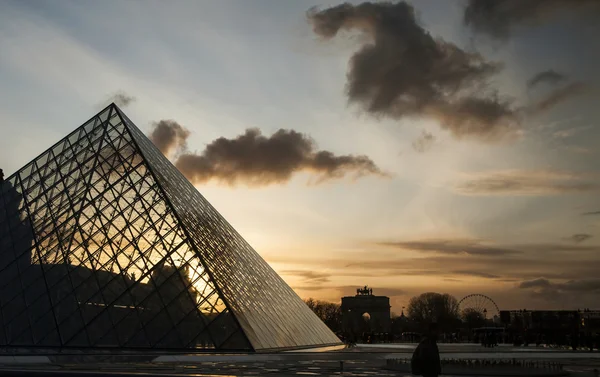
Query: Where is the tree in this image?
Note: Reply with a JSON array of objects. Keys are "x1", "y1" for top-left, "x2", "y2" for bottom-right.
[
  {"x1": 406, "y1": 292, "x2": 460, "y2": 331},
  {"x1": 462, "y1": 308, "x2": 486, "y2": 329},
  {"x1": 304, "y1": 298, "x2": 342, "y2": 333}
]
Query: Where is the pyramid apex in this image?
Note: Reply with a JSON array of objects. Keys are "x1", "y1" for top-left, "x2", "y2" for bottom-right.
[
  {"x1": 0, "y1": 105, "x2": 341, "y2": 351},
  {"x1": 108, "y1": 102, "x2": 121, "y2": 111}
]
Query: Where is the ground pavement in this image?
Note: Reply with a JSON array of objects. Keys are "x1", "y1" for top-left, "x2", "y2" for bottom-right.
[{"x1": 0, "y1": 343, "x2": 599, "y2": 376}]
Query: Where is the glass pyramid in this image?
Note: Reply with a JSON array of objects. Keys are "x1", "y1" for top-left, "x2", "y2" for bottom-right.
[{"x1": 0, "y1": 104, "x2": 341, "y2": 351}]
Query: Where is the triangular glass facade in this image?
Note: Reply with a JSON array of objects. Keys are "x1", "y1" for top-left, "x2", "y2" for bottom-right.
[{"x1": 0, "y1": 104, "x2": 341, "y2": 351}]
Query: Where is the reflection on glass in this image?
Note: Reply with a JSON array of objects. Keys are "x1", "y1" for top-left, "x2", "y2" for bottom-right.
[
  {"x1": 0, "y1": 104, "x2": 340, "y2": 351},
  {"x1": 0, "y1": 106, "x2": 249, "y2": 350}
]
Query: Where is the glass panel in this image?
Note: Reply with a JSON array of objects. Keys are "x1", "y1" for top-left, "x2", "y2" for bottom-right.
[
  {"x1": 123, "y1": 107, "x2": 340, "y2": 350},
  {"x1": 114, "y1": 309, "x2": 142, "y2": 346},
  {"x1": 176, "y1": 308, "x2": 208, "y2": 347},
  {"x1": 84, "y1": 309, "x2": 113, "y2": 346},
  {"x1": 58, "y1": 307, "x2": 86, "y2": 345},
  {"x1": 219, "y1": 329, "x2": 252, "y2": 350},
  {"x1": 36, "y1": 328, "x2": 60, "y2": 347},
  {"x1": 11, "y1": 325, "x2": 33, "y2": 346},
  {"x1": 0, "y1": 104, "x2": 338, "y2": 352},
  {"x1": 29, "y1": 295, "x2": 55, "y2": 343}
]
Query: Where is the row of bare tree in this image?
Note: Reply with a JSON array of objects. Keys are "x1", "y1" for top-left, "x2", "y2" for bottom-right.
[{"x1": 305, "y1": 292, "x2": 490, "y2": 335}]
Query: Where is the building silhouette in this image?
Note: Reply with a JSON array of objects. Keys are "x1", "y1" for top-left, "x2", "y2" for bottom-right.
[
  {"x1": 341, "y1": 286, "x2": 391, "y2": 337},
  {"x1": 0, "y1": 104, "x2": 341, "y2": 351},
  {"x1": 500, "y1": 309, "x2": 600, "y2": 346}
]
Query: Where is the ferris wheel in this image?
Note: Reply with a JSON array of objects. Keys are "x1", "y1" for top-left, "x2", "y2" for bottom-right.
[{"x1": 458, "y1": 294, "x2": 500, "y2": 319}]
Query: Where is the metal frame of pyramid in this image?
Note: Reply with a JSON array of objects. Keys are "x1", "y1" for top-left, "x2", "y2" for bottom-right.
[{"x1": 0, "y1": 104, "x2": 341, "y2": 352}]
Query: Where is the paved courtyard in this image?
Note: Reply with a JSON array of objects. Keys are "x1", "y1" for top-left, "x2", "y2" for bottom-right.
[{"x1": 1, "y1": 344, "x2": 600, "y2": 376}]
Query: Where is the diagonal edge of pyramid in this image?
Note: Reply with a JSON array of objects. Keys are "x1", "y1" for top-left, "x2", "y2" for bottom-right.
[
  {"x1": 112, "y1": 106, "x2": 342, "y2": 351},
  {"x1": 109, "y1": 105, "x2": 257, "y2": 351},
  {"x1": 111, "y1": 105, "x2": 265, "y2": 349},
  {"x1": 2, "y1": 103, "x2": 115, "y2": 184},
  {"x1": 1, "y1": 103, "x2": 261, "y2": 350},
  {"x1": 1, "y1": 103, "x2": 341, "y2": 351}
]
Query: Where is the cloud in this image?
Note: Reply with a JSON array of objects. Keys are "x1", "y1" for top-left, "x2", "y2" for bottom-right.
[
  {"x1": 530, "y1": 82, "x2": 589, "y2": 115},
  {"x1": 307, "y1": 1, "x2": 519, "y2": 141},
  {"x1": 559, "y1": 279, "x2": 600, "y2": 293},
  {"x1": 96, "y1": 91, "x2": 136, "y2": 110},
  {"x1": 174, "y1": 128, "x2": 387, "y2": 186},
  {"x1": 522, "y1": 243, "x2": 600, "y2": 253},
  {"x1": 527, "y1": 70, "x2": 566, "y2": 89},
  {"x1": 412, "y1": 131, "x2": 435, "y2": 153},
  {"x1": 108, "y1": 91, "x2": 136, "y2": 108},
  {"x1": 463, "y1": 0, "x2": 600, "y2": 40},
  {"x1": 275, "y1": 243, "x2": 600, "y2": 302},
  {"x1": 519, "y1": 277, "x2": 600, "y2": 303},
  {"x1": 566, "y1": 234, "x2": 593, "y2": 243},
  {"x1": 281, "y1": 269, "x2": 330, "y2": 284},
  {"x1": 552, "y1": 125, "x2": 591, "y2": 139},
  {"x1": 377, "y1": 239, "x2": 522, "y2": 256},
  {"x1": 148, "y1": 120, "x2": 191, "y2": 156},
  {"x1": 359, "y1": 242, "x2": 600, "y2": 280},
  {"x1": 451, "y1": 270, "x2": 500, "y2": 279},
  {"x1": 293, "y1": 285, "x2": 330, "y2": 292},
  {"x1": 519, "y1": 278, "x2": 551, "y2": 289},
  {"x1": 443, "y1": 278, "x2": 462, "y2": 282},
  {"x1": 454, "y1": 169, "x2": 600, "y2": 196},
  {"x1": 582, "y1": 210, "x2": 600, "y2": 216}
]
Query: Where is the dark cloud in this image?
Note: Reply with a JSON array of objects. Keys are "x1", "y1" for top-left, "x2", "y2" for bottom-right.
[
  {"x1": 560, "y1": 279, "x2": 600, "y2": 293},
  {"x1": 519, "y1": 278, "x2": 551, "y2": 289},
  {"x1": 108, "y1": 91, "x2": 136, "y2": 108},
  {"x1": 452, "y1": 270, "x2": 500, "y2": 279},
  {"x1": 281, "y1": 270, "x2": 330, "y2": 284},
  {"x1": 293, "y1": 285, "x2": 329, "y2": 292},
  {"x1": 463, "y1": 0, "x2": 600, "y2": 40},
  {"x1": 498, "y1": 278, "x2": 519, "y2": 283},
  {"x1": 174, "y1": 128, "x2": 386, "y2": 186},
  {"x1": 582, "y1": 210, "x2": 600, "y2": 216},
  {"x1": 149, "y1": 120, "x2": 191, "y2": 156},
  {"x1": 307, "y1": 1, "x2": 519, "y2": 141},
  {"x1": 566, "y1": 234, "x2": 593, "y2": 243},
  {"x1": 270, "y1": 240, "x2": 600, "y2": 289},
  {"x1": 530, "y1": 82, "x2": 589, "y2": 115},
  {"x1": 527, "y1": 70, "x2": 566, "y2": 89},
  {"x1": 378, "y1": 239, "x2": 522, "y2": 256},
  {"x1": 522, "y1": 243, "x2": 599, "y2": 253},
  {"x1": 412, "y1": 131, "x2": 435, "y2": 153},
  {"x1": 443, "y1": 278, "x2": 462, "y2": 282},
  {"x1": 353, "y1": 255, "x2": 600, "y2": 281},
  {"x1": 455, "y1": 170, "x2": 600, "y2": 196},
  {"x1": 519, "y1": 277, "x2": 600, "y2": 303},
  {"x1": 294, "y1": 267, "x2": 501, "y2": 280}
]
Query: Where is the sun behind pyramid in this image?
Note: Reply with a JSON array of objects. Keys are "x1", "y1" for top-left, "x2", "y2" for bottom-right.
[{"x1": 0, "y1": 103, "x2": 341, "y2": 351}]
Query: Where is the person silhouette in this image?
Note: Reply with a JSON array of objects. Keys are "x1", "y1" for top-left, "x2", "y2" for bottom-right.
[{"x1": 411, "y1": 323, "x2": 441, "y2": 377}]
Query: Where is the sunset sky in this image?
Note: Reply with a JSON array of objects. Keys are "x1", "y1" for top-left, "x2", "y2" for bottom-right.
[{"x1": 1, "y1": 0, "x2": 599, "y2": 313}]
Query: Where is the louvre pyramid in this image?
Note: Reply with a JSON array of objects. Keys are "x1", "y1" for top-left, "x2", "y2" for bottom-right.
[{"x1": 0, "y1": 104, "x2": 341, "y2": 351}]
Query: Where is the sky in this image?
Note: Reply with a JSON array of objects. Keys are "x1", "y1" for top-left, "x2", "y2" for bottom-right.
[{"x1": 1, "y1": 0, "x2": 599, "y2": 314}]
